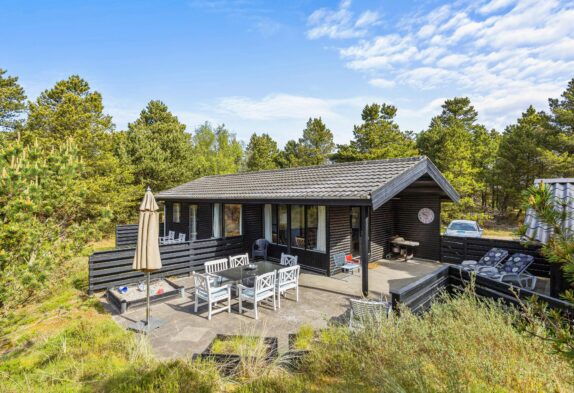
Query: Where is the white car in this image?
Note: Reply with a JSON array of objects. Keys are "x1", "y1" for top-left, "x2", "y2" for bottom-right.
[{"x1": 444, "y1": 220, "x2": 483, "y2": 238}]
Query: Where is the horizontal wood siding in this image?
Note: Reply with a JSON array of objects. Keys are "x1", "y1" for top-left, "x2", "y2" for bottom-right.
[
  {"x1": 163, "y1": 201, "x2": 212, "y2": 240},
  {"x1": 441, "y1": 235, "x2": 551, "y2": 277},
  {"x1": 88, "y1": 237, "x2": 245, "y2": 293},
  {"x1": 267, "y1": 244, "x2": 329, "y2": 274},
  {"x1": 89, "y1": 242, "x2": 191, "y2": 293},
  {"x1": 116, "y1": 224, "x2": 139, "y2": 248},
  {"x1": 196, "y1": 203, "x2": 212, "y2": 240},
  {"x1": 242, "y1": 204, "x2": 263, "y2": 254},
  {"x1": 370, "y1": 202, "x2": 395, "y2": 261},
  {"x1": 165, "y1": 201, "x2": 190, "y2": 239},
  {"x1": 190, "y1": 237, "x2": 245, "y2": 266},
  {"x1": 395, "y1": 194, "x2": 441, "y2": 260},
  {"x1": 329, "y1": 206, "x2": 351, "y2": 274},
  {"x1": 391, "y1": 265, "x2": 574, "y2": 318},
  {"x1": 115, "y1": 224, "x2": 164, "y2": 248}
]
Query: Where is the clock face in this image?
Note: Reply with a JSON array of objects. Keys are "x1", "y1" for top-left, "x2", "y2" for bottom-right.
[{"x1": 418, "y1": 208, "x2": 435, "y2": 224}]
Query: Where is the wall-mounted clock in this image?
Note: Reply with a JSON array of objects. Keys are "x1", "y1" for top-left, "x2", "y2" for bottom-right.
[{"x1": 418, "y1": 208, "x2": 435, "y2": 224}]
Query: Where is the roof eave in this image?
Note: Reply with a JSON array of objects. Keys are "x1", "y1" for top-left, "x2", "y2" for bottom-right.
[{"x1": 370, "y1": 157, "x2": 460, "y2": 210}]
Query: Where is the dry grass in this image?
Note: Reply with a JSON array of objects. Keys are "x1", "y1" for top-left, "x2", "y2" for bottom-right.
[
  {"x1": 1, "y1": 237, "x2": 572, "y2": 392},
  {"x1": 303, "y1": 290, "x2": 574, "y2": 393}
]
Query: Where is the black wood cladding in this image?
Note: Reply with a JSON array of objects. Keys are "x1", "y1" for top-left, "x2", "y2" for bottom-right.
[
  {"x1": 441, "y1": 235, "x2": 551, "y2": 277},
  {"x1": 391, "y1": 265, "x2": 574, "y2": 318},
  {"x1": 394, "y1": 194, "x2": 441, "y2": 260},
  {"x1": 242, "y1": 204, "x2": 263, "y2": 254},
  {"x1": 88, "y1": 237, "x2": 244, "y2": 294},
  {"x1": 116, "y1": 223, "x2": 164, "y2": 248},
  {"x1": 370, "y1": 202, "x2": 395, "y2": 261},
  {"x1": 328, "y1": 205, "x2": 351, "y2": 273}
]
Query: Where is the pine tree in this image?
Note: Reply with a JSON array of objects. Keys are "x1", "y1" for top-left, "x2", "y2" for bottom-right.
[
  {"x1": 494, "y1": 106, "x2": 555, "y2": 210},
  {"x1": 297, "y1": 117, "x2": 335, "y2": 166},
  {"x1": 24, "y1": 75, "x2": 137, "y2": 223},
  {"x1": 245, "y1": 133, "x2": 279, "y2": 171},
  {"x1": 545, "y1": 78, "x2": 574, "y2": 175},
  {"x1": 125, "y1": 100, "x2": 194, "y2": 191},
  {"x1": 0, "y1": 136, "x2": 103, "y2": 309},
  {"x1": 333, "y1": 103, "x2": 418, "y2": 162},
  {"x1": 0, "y1": 68, "x2": 27, "y2": 132}
]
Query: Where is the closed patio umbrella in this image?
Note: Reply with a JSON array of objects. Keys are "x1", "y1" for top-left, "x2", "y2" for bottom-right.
[{"x1": 131, "y1": 187, "x2": 164, "y2": 333}]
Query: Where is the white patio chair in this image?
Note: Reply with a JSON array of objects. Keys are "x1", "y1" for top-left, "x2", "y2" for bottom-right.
[
  {"x1": 204, "y1": 258, "x2": 231, "y2": 287},
  {"x1": 280, "y1": 253, "x2": 298, "y2": 266},
  {"x1": 159, "y1": 230, "x2": 175, "y2": 245},
  {"x1": 238, "y1": 271, "x2": 276, "y2": 319},
  {"x1": 175, "y1": 233, "x2": 186, "y2": 243},
  {"x1": 205, "y1": 258, "x2": 229, "y2": 274},
  {"x1": 276, "y1": 265, "x2": 300, "y2": 308},
  {"x1": 348, "y1": 298, "x2": 391, "y2": 330},
  {"x1": 229, "y1": 253, "x2": 249, "y2": 268},
  {"x1": 193, "y1": 272, "x2": 231, "y2": 320}
]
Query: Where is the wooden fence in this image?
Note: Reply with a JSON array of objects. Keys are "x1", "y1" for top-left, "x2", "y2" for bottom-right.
[
  {"x1": 88, "y1": 236, "x2": 245, "y2": 294},
  {"x1": 390, "y1": 265, "x2": 574, "y2": 319},
  {"x1": 115, "y1": 223, "x2": 165, "y2": 248},
  {"x1": 441, "y1": 236, "x2": 550, "y2": 277},
  {"x1": 115, "y1": 224, "x2": 139, "y2": 248}
]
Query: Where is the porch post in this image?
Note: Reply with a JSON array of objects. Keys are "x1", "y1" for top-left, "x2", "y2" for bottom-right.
[{"x1": 360, "y1": 205, "x2": 370, "y2": 296}]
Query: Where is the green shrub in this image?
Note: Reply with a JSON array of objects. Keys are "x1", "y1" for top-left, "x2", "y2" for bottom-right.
[{"x1": 304, "y1": 291, "x2": 573, "y2": 393}]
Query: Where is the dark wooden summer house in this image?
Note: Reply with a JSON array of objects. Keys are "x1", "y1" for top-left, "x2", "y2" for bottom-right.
[{"x1": 156, "y1": 156, "x2": 459, "y2": 294}]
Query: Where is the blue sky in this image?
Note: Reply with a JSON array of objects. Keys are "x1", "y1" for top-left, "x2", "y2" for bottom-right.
[{"x1": 2, "y1": 0, "x2": 574, "y2": 146}]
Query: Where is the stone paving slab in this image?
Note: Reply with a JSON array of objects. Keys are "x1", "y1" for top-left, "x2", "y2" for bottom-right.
[{"x1": 107, "y1": 259, "x2": 441, "y2": 359}]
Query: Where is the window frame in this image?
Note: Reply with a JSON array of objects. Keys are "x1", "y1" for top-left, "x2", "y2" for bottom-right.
[
  {"x1": 223, "y1": 203, "x2": 242, "y2": 238},
  {"x1": 267, "y1": 204, "x2": 325, "y2": 254}
]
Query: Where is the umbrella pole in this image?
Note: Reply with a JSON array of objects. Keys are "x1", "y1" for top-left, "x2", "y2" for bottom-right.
[{"x1": 146, "y1": 272, "x2": 150, "y2": 331}]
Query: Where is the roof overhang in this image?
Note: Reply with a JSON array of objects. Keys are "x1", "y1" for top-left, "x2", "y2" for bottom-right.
[
  {"x1": 370, "y1": 157, "x2": 460, "y2": 210},
  {"x1": 154, "y1": 196, "x2": 372, "y2": 206}
]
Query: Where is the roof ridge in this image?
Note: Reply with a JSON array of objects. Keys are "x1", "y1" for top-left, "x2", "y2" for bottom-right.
[{"x1": 198, "y1": 155, "x2": 426, "y2": 180}]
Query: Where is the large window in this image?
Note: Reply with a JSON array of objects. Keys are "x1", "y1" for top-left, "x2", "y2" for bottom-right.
[
  {"x1": 224, "y1": 204, "x2": 242, "y2": 237},
  {"x1": 306, "y1": 205, "x2": 318, "y2": 250},
  {"x1": 291, "y1": 205, "x2": 305, "y2": 248},
  {"x1": 173, "y1": 203, "x2": 181, "y2": 223},
  {"x1": 266, "y1": 204, "x2": 326, "y2": 252}
]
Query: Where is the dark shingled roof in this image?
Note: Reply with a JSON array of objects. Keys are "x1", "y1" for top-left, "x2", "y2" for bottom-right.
[{"x1": 156, "y1": 156, "x2": 459, "y2": 209}]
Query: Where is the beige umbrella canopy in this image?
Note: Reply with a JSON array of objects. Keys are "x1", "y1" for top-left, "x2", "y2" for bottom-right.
[{"x1": 133, "y1": 188, "x2": 162, "y2": 272}]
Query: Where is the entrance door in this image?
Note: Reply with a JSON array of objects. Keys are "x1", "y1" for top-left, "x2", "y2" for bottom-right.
[{"x1": 350, "y1": 207, "x2": 361, "y2": 257}]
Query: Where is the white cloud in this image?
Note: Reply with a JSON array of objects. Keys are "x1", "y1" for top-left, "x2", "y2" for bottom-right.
[
  {"x1": 355, "y1": 10, "x2": 380, "y2": 28},
  {"x1": 306, "y1": 0, "x2": 379, "y2": 40},
  {"x1": 309, "y1": 0, "x2": 574, "y2": 130},
  {"x1": 479, "y1": 0, "x2": 517, "y2": 15},
  {"x1": 369, "y1": 78, "x2": 396, "y2": 88},
  {"x1": 216, "y1": 93, "x2": 363, "y2": 121}
]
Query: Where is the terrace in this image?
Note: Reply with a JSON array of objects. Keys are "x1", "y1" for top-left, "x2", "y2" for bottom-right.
[
  {"x1": 105, "y1": 258, "x2": 442, "y2": 359},
  {"x1": 91, "y1": 165, "x2": 572, "y2": 363}
]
